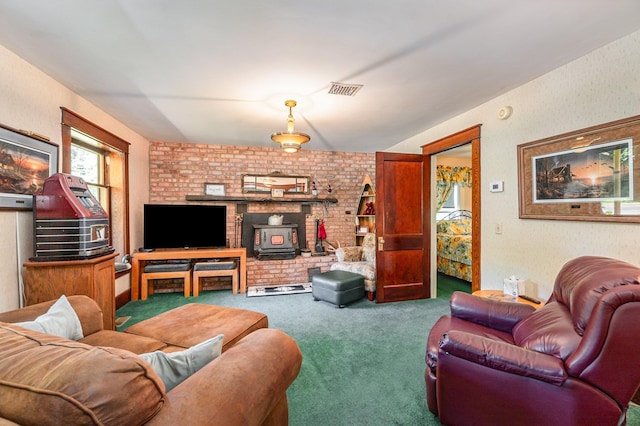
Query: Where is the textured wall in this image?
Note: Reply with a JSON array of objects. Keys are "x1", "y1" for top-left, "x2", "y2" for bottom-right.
[
  {"x1": 390, "y1": 30, "x2": 640, "y2": 299},
  {"x1": 0, "y1": 44, "x2": 150, "y2": 311}
]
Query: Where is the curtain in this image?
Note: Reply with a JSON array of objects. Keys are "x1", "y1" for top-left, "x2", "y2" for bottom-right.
[{"x1": 436, "y1": 165, "x2": 472, "y2": 211}]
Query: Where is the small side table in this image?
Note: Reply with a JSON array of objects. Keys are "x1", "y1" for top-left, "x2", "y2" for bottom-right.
[{"x1": 473, "y1": 290, "x2": 543, "y2": 310}]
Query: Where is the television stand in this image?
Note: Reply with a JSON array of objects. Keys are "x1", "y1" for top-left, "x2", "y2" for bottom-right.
[{"x1": 130, "y1": 247, "x2": 246, "y2": 300}]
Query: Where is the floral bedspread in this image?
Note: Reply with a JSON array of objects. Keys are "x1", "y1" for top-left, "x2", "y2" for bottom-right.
[{"x1": 436, "y1": 219, "x2": 472, "y2": 282}]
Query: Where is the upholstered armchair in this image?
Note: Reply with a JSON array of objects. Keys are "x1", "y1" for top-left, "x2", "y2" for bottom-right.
[
  {"x1": 330, "y1": 233, "x2": 376, "y2": 298},
  {"x1": 426, "y1": 256, "x2": 640, "y2": 426}
]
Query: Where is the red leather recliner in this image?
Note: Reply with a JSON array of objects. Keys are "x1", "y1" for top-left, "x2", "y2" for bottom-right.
[{"x1": 426, "y1": 256, "x2": 640, "y2": 426}]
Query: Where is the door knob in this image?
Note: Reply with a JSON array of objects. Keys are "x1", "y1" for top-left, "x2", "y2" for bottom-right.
[{"x1": 378, "y1": 237, "x2": 385, "y2": 251}]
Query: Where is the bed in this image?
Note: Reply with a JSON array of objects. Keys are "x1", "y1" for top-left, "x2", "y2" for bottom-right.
[{"x1": 436, "y1": 210, "x2": 472, "y2": 282}]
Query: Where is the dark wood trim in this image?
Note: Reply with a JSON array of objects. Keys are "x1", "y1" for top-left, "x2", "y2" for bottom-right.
[
  {"x1": 61, "y1": 123, "x2": 73, "y2": 173},
  {"x1": 115, "y1": 289, "x2": 131, "y2": 310},
  {"x1": 61, "y1": 108, "x2": 130, "y2": 153},
  {"x1": 421, "y1": 125, "x2": 481, "y2": 154},
  {"x1": 60, "y1": 108, "x2": 131, "y2": 261},
  {"x1": 422, "y1": 124, "x2": 481, "y2": 293},
  {"x1": 423, "y1": 152, "x2": 432, "y2": 295}
]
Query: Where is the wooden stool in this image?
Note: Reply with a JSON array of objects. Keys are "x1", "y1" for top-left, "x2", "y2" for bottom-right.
[
  {"x1": 192, "y1": 261, "x2": 239, "y2": 296},
  {"x1": 141, "y1": 263, "x2": 192, "y2": 300}
]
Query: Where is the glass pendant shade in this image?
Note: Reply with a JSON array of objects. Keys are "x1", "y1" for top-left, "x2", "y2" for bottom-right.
[{"x1": 271, "y1": 100, "x2": 310, "y2": 153}]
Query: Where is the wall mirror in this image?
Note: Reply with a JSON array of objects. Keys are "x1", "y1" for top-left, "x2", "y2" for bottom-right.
[{"x1": 242, "y1": 174, "x2": 310, "y2": 194}]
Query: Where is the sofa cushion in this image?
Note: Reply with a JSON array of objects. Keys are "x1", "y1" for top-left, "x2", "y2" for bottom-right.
[
  {"x1": 0, "y1": 324, "x2": 165, "y2": 425},
  {"x1": 13, "y1": 295, "x2": 83, "y2": 340},
  {"x1": 79, "y1": 330, "x2": 168, "y2": 354}
]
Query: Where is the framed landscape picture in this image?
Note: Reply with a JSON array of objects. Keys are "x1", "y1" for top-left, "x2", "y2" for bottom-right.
[
  {"x1": 0, "y1": 124, "x2": 58, "y2": 210},
  {"x1": 518, "y1": 115, "x2": 640, "y2": 223},
  {"x1": 532, "y1": 138, "x2": 632, "y2": 203}
]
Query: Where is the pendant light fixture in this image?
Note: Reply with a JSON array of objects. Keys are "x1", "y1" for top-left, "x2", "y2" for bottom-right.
[{"x1": 271, "y1": 100, "x2": 310, "y2": 153}]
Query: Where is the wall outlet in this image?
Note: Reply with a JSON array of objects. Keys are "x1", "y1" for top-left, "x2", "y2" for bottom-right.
[{"x1": 495, "y1": 223, "x2": 503, "y2": 234}]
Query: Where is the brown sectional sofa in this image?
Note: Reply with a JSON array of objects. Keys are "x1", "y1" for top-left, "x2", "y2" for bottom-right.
[{"x1": 0, "y1": 295, "x2": 303, "y2": 425}]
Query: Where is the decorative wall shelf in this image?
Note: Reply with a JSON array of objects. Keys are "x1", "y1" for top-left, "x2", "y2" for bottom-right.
[
  {"x1": 356, "y1": 175, "x2": 375, "y2": 246},
  {"x1": 185, "y1": 195, "x2": 338, "y2": 204}
]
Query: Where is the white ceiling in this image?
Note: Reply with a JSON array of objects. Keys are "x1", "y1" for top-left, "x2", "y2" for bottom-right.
[{"x1": 1, "y1": 1, "x2": 639, "y2": 153}]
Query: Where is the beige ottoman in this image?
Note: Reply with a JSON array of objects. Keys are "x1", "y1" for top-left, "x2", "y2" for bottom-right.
[{"x1": 124, "y1": 303, "x2": 268, "y2": 352}]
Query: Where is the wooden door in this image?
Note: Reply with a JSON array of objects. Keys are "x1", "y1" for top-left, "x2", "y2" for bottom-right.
[{"x1": 375, "y1": 152, "x2": 428, "y2": 303}]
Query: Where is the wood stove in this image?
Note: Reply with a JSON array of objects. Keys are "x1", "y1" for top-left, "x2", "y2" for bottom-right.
[
  {"x1": 241, "y1": 212, "x2": 307, "y2": 258},
  {"x1": 253, "y1": 224, "x2": 299, "y2": 260}
]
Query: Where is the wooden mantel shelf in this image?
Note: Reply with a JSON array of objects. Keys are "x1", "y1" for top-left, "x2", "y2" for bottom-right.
[{"x1": 185, "y1": 195, "x2": 338, "y2": 204}]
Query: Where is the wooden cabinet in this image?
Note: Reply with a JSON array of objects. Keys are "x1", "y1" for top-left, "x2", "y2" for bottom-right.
[
  {"x1": 23, "y1": 253, "x2": 117, "y2": 330},
  {"x1": 356, "y1": 175, "x2": 376, "y2": 246}
]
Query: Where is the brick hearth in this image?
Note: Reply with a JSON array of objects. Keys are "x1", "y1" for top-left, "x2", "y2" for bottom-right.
[{"x1": 247, "y1": 255, "x2": 335, "y2": 287}]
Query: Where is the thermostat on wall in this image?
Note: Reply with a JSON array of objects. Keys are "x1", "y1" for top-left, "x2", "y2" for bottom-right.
[{"x1": 489, "y1": 181, "x2": 504, "y2": 192}]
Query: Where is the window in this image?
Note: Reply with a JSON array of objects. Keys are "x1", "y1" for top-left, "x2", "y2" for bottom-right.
[
  {"x1": 61, "y1": 108, "x2": 130, "y2": 274},
  {"x1": 441, "y1": 184, "x2": 459, "y2": 210},
  {"x1": 436, "y1": 184, "x2": 460, "y2": 220},
  {"x1": 70, "y1": 137, "x2": 110, "y2": 212},
  {"x1": 438, "y1": 183, "x2": 460, "y2": 214}
]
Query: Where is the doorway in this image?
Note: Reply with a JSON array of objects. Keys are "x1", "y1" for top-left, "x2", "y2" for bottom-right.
[
  {"x1": 434, "y1": 145, "x2": 473, "y2": 297},
  {"x1": 422, "y1": 125, "x2": 481, "y2": 297}
]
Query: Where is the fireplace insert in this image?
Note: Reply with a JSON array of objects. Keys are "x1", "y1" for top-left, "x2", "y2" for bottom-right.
[
  {"x1": 253, "y1": 224, "x2": 299, "y2": 260},
  {"x1": 241, "y1": 212, "x2": 307, "y2": 258}
]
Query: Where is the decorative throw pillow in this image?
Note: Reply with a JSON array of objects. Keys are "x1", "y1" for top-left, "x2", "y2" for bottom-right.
[
  {"x1": 13, "y1": 295, "x2": 83, "y2": 340},
  {"x1": 140, "y1": 334, "x2": 224, "y2": 392}
]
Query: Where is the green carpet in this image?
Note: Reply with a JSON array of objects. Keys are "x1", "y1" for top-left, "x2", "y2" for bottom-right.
[
  {"x1": 435, "y1": 273, "x2": 471, "y2": 300},
  {"x1": 116, "y1": 277, "x2": 640, "y2": 426}
]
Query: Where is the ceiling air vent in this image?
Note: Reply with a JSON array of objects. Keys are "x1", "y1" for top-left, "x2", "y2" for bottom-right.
[{"x1": 328, "y1": 82, "x2": 363, "y2": 96}]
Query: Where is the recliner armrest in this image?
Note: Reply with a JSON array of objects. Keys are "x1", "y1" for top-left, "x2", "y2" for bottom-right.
[
  {"x1": 440, "y1": 330, "x2": 567, "y2": 385},
  {"x1": 450, "y1": 291, "x2": 535, "y2": 333}
]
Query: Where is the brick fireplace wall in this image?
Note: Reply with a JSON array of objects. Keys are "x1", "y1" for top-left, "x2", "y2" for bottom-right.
[{"x1": 149, "y1": 142, "x2": 375, "y2": 288}]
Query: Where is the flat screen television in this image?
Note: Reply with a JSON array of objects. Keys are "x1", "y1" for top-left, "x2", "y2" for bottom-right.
[{"x1": 143, "y1": 204, "x2": 227, "y2": 250}]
